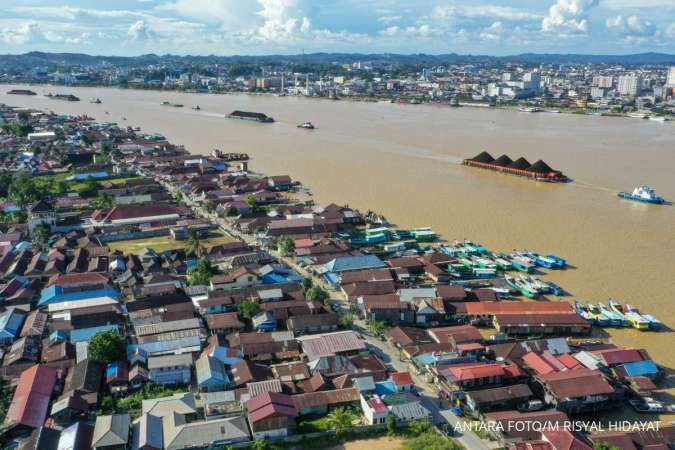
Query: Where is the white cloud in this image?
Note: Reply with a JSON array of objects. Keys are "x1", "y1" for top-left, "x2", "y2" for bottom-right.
[
  {"x1": 434, "y1": 5, "x2": 541, "y2": 22},
  {"x1": 480, "y1": 21, "x2": 507, "y2": 42},
  {"x1": 0, "y1": 22, "x2": 44, "y2": 45},
  {"x1": 666, "y1": 22, "x2": 675, "y2": 38},
  {"x1": 606, "y1": 15, "x2": 656, "y2": 37},
  {"x1": 127, "y1": 20, "x2": 154, "y2": 41},
  {"x1": 542, "y1": 0, "x2": 599, "y2": 35}
]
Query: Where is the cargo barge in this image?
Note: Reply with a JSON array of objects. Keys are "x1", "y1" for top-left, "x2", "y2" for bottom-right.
[
  {"x1": 227, "y1": 110, "x2": 274, "y2": 123},
  {"x1": 7, "y1": 89, "x2": 37, "y2": 95},
  {"x1": 45, "y1": 93, "x2": 80, "y2": 101},
  {"x1": 462, "y1": 151, "x2": 568, "y2": 182}
]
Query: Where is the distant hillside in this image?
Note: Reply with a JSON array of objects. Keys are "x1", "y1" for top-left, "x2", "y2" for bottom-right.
[{"x1": 1, "y1": 51, "x2": 674, "y2": 70}]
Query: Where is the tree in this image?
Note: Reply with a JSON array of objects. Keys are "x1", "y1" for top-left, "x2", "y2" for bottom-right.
[
  {"x1": 91, "y1": 192, "x2": 115, "y2": 209},
  {"x1": 594, "y1": 443, "x2": 620, "y2": 450},
  {"x1": 78, "y1": 177, "x2": 101, "y2": 198},
  {"x1": 339, "y1": 314, "x2": 354, "y2": 329},
  {"x1": 185, "y1": 230, "x2": 205, "y2": 257},
  {"x1": 225, "y1": 206, "x2": 239, "y2": 217},
  {"x1": 386, "y1": 415, "x2": 396, "y2": 435},
  {"x1": 31, "y1": 225, "x2": 50, "y2": 251},
  {"x1": 306, "y1": 285, "x2": 329, "y2": 304},
  {"x1": 245, "y1": 195, "x2": 257, "y2": 207},
  {"x1": 301, "y1": 277, "x2": 313, "y2": 293},
  {"x1": 367, "y1": 320, "x2": 389, "y2": 337},
  {"x1": 326, "y1": 407, "x2": 353, "y2": 436},
  {"x1": 250, "y1": 440, "x2": 268, "y2": 450},
  {"x1": 237, "y1": 299, "x2": 260, "y2": 320},
  {"x1": 188, "y1": 259, "x2": 216, "y2": 285},
  {"x1": 204, "y1": 200, "x2": 216, "y2": 214},
  {"x1": 8, "y1": 173, "x2": 41, "y2": 206},
  {"x1": 277, "y1": 236, "x2": 295, "y2": 256},
  {"x1": 88, "y1": 330, "x2": 125, "y2": 364},
  {"x1": 407, "y1": 418, "x2": 431, "y2": 435}
]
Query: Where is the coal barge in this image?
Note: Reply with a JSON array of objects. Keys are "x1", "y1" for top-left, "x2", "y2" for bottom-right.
[
  {"x1": 227, "y1": 110, "x2": 274, "y2": 123},
  {"x1": 463, "y1": 152, "x2": 568, "y2": 182}
]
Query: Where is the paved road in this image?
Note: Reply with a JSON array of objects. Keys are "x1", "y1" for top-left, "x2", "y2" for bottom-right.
[{"x1": 158, "y1": 178, "x2": 493, "y2": 449}]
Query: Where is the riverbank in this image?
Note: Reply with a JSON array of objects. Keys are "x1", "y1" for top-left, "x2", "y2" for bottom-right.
[{"x1": 4, "y1": 82, "x2": 673, "y2": 122}]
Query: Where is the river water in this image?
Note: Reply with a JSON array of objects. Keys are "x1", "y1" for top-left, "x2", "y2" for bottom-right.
[{"x1": 2, "y1": 85, "x2": 674, "y2": 409}]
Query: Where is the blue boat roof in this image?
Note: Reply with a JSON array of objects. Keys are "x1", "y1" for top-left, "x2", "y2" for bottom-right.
[
  {"x1": 70, "y1": 324, "x2": 119, "y2": 343},
  {"x1": 622, "y1": 359, "x2": 659, "y2": 377},
  {"x1": 39, "y1": 285, "x2": 119, "y2": 306},
  {"x1": 324, "y1": 254, "x2": 387, "y2": 273}
]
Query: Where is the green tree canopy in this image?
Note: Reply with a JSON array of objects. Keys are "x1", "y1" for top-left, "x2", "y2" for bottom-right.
[
  {"x1": 306, "y1": 285, "x2": 330, "y2": 304},
  {"x1": 88, "y1": 329, "x2": 125, "y2": 364},
  {"x1": 277, "y1": 236, "x2": 295, "y2": 256},
  {"x1": 367, "y1": 319, "x2": 390, "y2": 337},
  {"x1": 186, "y1": 230, "x2": 205, "y2": 257},
  {"x1": 237, "y1": 299, "x2": 260, "y2": 320},
  {"x1": 188, "y1": 259, "x2": 216, "y2": 285},
  {"x1": 339, "y1": 314, "x2": 354, "y2": 329},
  {"x1": 326, "y1": 407, "x2": 354, "y2": 436}
]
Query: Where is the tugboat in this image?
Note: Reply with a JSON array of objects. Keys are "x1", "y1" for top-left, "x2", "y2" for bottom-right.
[
  {"x1": 297, "y1": 121, "x2": 315, "y2": 129},
  {"x1": 90, "y1": 98, "x2": 102, "y2": 104},
  {"x1": 192, "y1": 105, "x2": 200, "y2": 110},
  {"x1": 618, "y1": 186, "x2": 665, "y2": 204}
]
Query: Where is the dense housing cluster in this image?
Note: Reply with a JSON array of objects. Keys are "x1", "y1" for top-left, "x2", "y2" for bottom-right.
[{"x1": 0, "y1": 103, "x2": 672, "y2": 450}]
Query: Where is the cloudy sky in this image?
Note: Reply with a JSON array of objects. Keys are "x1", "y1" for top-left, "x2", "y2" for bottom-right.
[{"x1": 1, "y1": 0, "x2": 674, "y2": 56}]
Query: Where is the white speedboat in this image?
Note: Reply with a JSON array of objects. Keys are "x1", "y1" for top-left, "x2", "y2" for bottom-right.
[{"x1": 297, "y1": 121, "x2": 315, "y2": 129}]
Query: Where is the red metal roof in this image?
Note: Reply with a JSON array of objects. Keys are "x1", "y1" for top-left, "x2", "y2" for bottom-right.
[
  {"x1": 3, "y1": 364, "x2": 57, "y2": 429},
  {"x1": 538, "y1": 369, "x2": 614, "y2": 398},
  {"x1": 391, "y1": 371, "x2": 413, "y2": 386},
  {"x1": 523, "y1": 352, "x2": 556, "y2": 375},
  {"x1": 595, "y1": 348, "x2": 644, "y2": 366},
  {"x1": 246, "y1": 392, "x2": 297, "y2": 423},
  {"x1": 47, "y1": 272, "x2": 109, "y2": 287},
  {"x1": 446, "y1": 363, "x2": 506, "y2": 381},
  {"x1": 556, "y1": 353, "x2": 582, "y2": 370}
]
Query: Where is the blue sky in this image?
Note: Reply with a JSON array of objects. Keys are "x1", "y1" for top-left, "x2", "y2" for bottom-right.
[{"x1": 1, "y1": 0, "x2": 674, "y2": 56}]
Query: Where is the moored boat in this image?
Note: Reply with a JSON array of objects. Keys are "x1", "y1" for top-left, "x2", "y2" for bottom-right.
[
  {"x1": 574, "y1": 301, "x2": 594, "y2": 323},
  {"x1": 629, "y1": 397, "x2": 666, "y2": 413},
  {"x1": 618, "y1": 185, "x2": 665, "y2": 204},
  {"x1": 511, "y1": 255, "x2": 535, "y2": 273},
  {"x1": 586, "y1": 304, "x2": 610, "y2": 327},
  {"x1": 626, "y1": 304, "x2": 662, "y2": 330},
  {"x1": 598, "y1": 303, "x2": 629, "y2": 327}
]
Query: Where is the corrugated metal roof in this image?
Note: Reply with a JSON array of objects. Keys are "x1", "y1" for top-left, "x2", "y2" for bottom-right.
[{"x1": 3, "y1": 364, "x2": 57, "y2": 430}]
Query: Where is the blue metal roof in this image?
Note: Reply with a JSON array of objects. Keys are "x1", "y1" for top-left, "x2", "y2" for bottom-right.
[
  {"x1": 196, "y1": 356, "x2": 229, "y2": 386},
  {"x1": 0, "y1": 308, "x2": 25, "y2": 338},
  {"x1": 622, "y1": 359, "x2": 659, "y2": 377},
  {"x1": 39, "y1": 285, "x2": 119, "y2": 306},
  {"x1": 70, "y1": 324, "x2": 119, "y2": 343},
  {"x1": 375, "y1": 380, "x2": 397, "y2": 396},
  {"x1": 324, "y1": 254, "x2": 387, "y2": 273}
]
